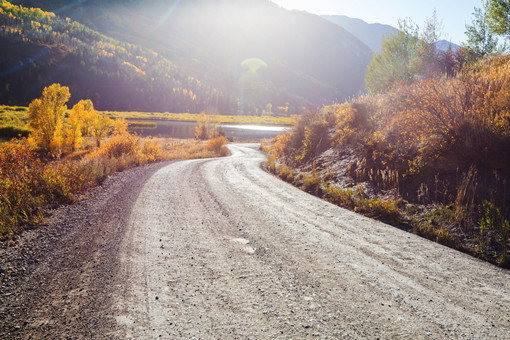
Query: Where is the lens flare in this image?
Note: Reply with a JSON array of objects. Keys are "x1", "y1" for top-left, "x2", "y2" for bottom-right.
[
  {"x1": 157, "y1": 0, "x2": 183, "y2": 28},
  {"x1": 241, "y1": 58, "x2": 268, "y2": 73},
  {"x1": 0, "y1": 48, "x2": 50, "y2": 77},
  {"x1": 52, "y1": 0, "x2": 88, "y2": 14}
]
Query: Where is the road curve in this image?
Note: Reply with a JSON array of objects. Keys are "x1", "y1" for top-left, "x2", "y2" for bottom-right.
[
  {"x1": 109, "y1": 143, "x2": 509, "y2": 338},
  {"x1": 1, "y1": 143, "x2": 509, "y2": 339}
]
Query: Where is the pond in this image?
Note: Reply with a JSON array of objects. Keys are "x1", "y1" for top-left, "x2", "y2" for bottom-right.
[{"x1": 128, "y1": 119, "x2": 290, "y2": 140}]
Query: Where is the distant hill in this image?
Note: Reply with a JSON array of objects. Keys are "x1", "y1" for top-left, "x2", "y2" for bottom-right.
[
  {"x1": 9, "y1": 0, "x2": 374, "y2": 114},
  {"x1": 0, "y1": 2, "x2": 228, "y2": 112},
  {"x1": 436, "y1": 40, "x2": 461, "y2": 53},
  {"x1": 322, "y1": 15, "x2": 397, "y2": 52},
  {"x1": 323, "y1": 15, "x2": 460, "y2": 53}
]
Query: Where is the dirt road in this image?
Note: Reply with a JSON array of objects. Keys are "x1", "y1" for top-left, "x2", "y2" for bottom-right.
[{"x1": 1, "y1": 143, "x2": 509, "y2": 339}]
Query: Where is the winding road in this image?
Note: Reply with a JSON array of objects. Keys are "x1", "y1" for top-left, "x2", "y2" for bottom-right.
[{"x1": 1, "y1": 143, "x2": 509, "y2": 339}]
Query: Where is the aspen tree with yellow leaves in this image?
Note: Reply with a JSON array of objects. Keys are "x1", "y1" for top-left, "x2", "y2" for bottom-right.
[
  {"x1": 67, "y1": 101, "x2": 85, "y2": 151},
  {"x1": 28, "y1": 83, "x2": 71, "y2": 155}
]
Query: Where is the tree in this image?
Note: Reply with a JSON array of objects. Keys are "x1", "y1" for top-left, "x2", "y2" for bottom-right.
[
  {"x1": 365, "y1": 13, "x2": 447, "y2": 94},
  {"x1": 28, "y1": 83, "x2": 70, "y2": 154},
  {"x1": 91, "y1": 114, "x2": 112, "y2": 147},
  {"x1": 464, "y1": 7, "x2": 505, "y2": 62},
  {"x1": 437, "y1": 46, "x2": 466, "y2": 77},
  {"x1": 195, "y1": 113, "x2": 209, "y2": 140},
  {"x1": 417, "y1": 10, "x2": 443, "y2": 75},
  {"x1": 78, "y1": 99, "x2": 96, "y2": 137},
  {"x1": 484, "y1": 0, "x2": 510, "y2": 36},
  {"x1": 365, "y1": 19, "x2": 420, "y2": 93},
  {"x1": 67, "y1": 101, "x2": 85, "y2": 151}
]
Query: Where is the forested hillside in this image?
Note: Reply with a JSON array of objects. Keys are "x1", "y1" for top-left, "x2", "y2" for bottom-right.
[
  {"x1": 9, "y1": 0, "x2": 373, "y2": 114},
  {"x1": 0, "y1": 2, "x2": 231, "y2": 112}
]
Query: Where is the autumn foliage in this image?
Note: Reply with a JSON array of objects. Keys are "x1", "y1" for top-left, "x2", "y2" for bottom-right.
[
  {"x1": 206, "y1": 136, "x2": 228, "y2": 156},
  {"x1": 0, "y1": 84, "x2": 167, "y2": 238},
  {"x1": 272, "y1": 55, "x2": 510, "y2": 266},
  {"x1": 0, "y1": 83, "x2": 236, "y2": 238}
]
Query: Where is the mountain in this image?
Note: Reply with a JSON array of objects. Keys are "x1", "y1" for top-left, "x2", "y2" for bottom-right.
[
  {"x1": 435, "y1": 40, "x2": 461, "y2": 53},
  {"x1": 0, "y1": 2, "x2": 228, "y2": 112},
  {"x1": 323, "y1": 15, "x2": 460, "y2": 53},
  {"x1": 7, "y1": 0, "x2": 373, "y2": 114},
  {"x1": 322, "y1": 15, "x2": 397, "y2": 52}
]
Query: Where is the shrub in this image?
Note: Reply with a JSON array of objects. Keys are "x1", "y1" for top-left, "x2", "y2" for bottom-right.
[
  {"x1": 302, "y1": 170, "x2": 321, "y2": 195},
  {"x1": 206, "y1": 136, "x2": 228, "y2": 155},
  {"x1": 0, "y1": 138, "x2": 44, "y2": 234},
  {"x1": 479, "y1": 200, "x2": 510, "y2": 266},
  {"x1": 142, "y1": 139, "x2": 163, "y2": 162}
]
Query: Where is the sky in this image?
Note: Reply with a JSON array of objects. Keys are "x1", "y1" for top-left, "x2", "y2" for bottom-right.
[{"x1": 271, "y1": 0, "x2": 483, "y2": 45}]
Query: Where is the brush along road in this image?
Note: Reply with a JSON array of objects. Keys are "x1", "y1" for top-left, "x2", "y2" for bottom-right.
[{"x1": 1, "y1": 143, "x2": 509, "y2": 339}]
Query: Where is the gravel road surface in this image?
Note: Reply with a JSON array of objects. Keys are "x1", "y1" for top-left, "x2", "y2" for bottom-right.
[{"x1": 1, "y1": 143, "x2": 509, "y2": 339}]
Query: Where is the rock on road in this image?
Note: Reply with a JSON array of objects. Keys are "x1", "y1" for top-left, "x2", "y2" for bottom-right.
[{"x1": 1, "y1": 143, "x2": 510, "y2": 339}]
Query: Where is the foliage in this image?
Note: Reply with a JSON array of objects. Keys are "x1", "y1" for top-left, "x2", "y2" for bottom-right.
[
  {"x1": 195, "y1": 113, "x2": 210, "y2": 140},
  {"x1": 155, "y1": 138, "x2": 228, "y2": 160},
  {"x1": 464, "y1": 7, "x2": 506, "y2": 62},
  {"x1": 269, "y1": 53, "x2": 510, "y2": 267},
  {"x1": 0, "y1": 1, "x2": 226, "y2": 113},
  {"x1": 205, "y1": 136, "x2": 228, "y2": 156},
  {"x1": 0, "y1": 138, "x2": 43, "y2": 235},
  {"x1": 365, "y1": 19, "x2": 421, "y2": 93},
  {"x1": 479, "y1": 201, "x2": 510, "y2": 266},
  {"x1": 324, "y1": 184, "x2": 401, "y2": 224},
  {"x1": 484, "y1": 0, "x2": 510, "y2": 36},
  {"x1": 331, "y1": 102, "x2": 373, "y2": 148},
  {"x1": 27, "y1": 83, "x2": 70, "y2": 155}
]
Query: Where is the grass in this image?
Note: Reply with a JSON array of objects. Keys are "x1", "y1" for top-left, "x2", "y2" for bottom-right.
[
  {"x1": 0, "y1": 106, "x2": 31, "y2": 141},
  {"x1": 102, "y1": 110, "x2": 297, "y2": 125},
  {"x1": 0, "y1": 134, "x2": 227, "y2": 239}
]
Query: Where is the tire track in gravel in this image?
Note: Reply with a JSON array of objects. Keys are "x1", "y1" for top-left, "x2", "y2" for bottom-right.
[
  {"x1": 2, "y1": 143, "x2": 509, "y2": 339},
  {"x1": 109, "y1": 143, "x2": 509, "y2": 339}
]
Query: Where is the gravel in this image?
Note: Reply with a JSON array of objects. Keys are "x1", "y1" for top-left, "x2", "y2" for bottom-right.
[{"x1": 1, "y1": 144, "x2": 509, "y2": 339}]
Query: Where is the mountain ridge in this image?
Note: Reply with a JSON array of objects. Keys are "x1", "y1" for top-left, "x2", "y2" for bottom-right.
[
  {"x1": 323, "y1": 14, "x2": 460, "y2": 53},
  {"x1": 7, "y1": 0, "x2": 374, "y2": 113}
]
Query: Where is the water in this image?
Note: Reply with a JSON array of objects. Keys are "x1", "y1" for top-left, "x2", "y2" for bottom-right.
[{"x1": 129, "y1": 119, "x2": 290, "y2": 140}]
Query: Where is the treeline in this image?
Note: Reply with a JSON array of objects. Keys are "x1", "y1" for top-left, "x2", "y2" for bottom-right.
[{"x1": 0, "y1": 2, "x2": 234, "y2": 113}]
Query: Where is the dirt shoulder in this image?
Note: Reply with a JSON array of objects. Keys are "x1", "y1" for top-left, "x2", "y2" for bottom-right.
[{"x1": 0, "y1": 161, "x2": 171, "y2": 338}]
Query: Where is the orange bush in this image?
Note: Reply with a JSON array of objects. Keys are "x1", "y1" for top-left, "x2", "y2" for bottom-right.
[{"x1": 206, "y1": 136, "x2": 228, "y2": 155}]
